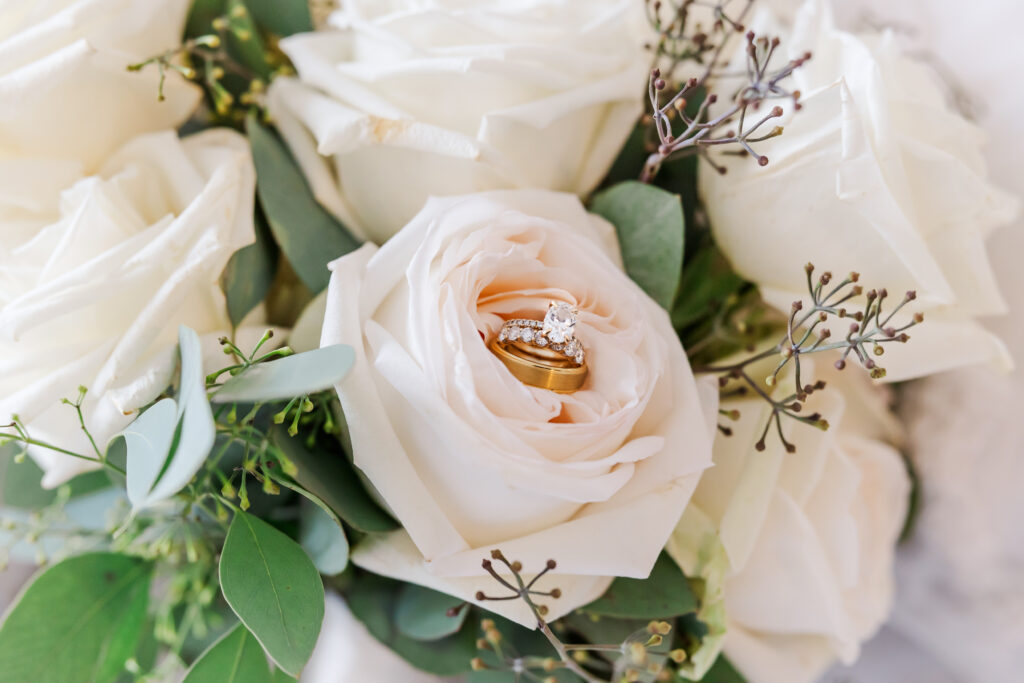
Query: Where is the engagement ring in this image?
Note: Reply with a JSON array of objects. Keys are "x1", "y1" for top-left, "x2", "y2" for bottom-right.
[{"x1": 490, "y1": 302, "x2": 588, "y2": 393}]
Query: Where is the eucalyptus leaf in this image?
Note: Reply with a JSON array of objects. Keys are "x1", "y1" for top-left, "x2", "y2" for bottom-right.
[
  {"x1": 468, "y1": 672, "x2": 577, "y2": 683},
  {"x1": 183, "y1": 623, "x2": 272, "y2": 683},
  {"x1": 245, "y1": 0, "x2": 313, "y2": 36},
  {"x1": 270, "y1": 427, "x2": 398, "y2": 533},
  {"x1": 124, "y1": 398, "x2": 178, "y2": 509},
  {"x1": 299, "y1": 502, "x2": 349, "y2": 576},
  {"x1": 583, "y1": 552, "x2": 697, "y2": 619},
  {"x1": 345, "y1": 573, "x2": 477, "y2": 676},
  {"x1": 0, "y1": 553, "x2": 151, "y2": 683},
  {"x1": 219, "y1": 511, "x2": 325, "y2": 676},
  {"x1": 125, "y1": 327, "x2": 216, "y2": 509},
  {"x1": 212, "y1": 344, "x2": 355, "y2": 403},
  {"x1": 671, "y1": 246, "x2": 746, "y2": 332},
  {"x1": 224, "y1": 0, "x2": 272, "y2": 78},
  {"x1": 394, "y1": 584, "x2": 468, "y2": 641},
  {"x1": 185, "y1": 0, "x2": 226, "y2": 38},
  {"x1": 0, "y1": 443, "x2": 110, "y2": 509},
  {"x1": 222, "y1": 207, "x2": 279, "y2": 327},
  {"x1": 247, "y1": 114, "x2": 360, "y2": 293},
  {"x1": 700, "y1": 655, "x2": 748, "y2": 683},
  {"x1": 590, "y1": 181, "x2": 685, "y2": 311}
]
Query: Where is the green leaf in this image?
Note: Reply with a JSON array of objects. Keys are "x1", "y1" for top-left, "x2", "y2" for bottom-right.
[
  {"x1": 346, "y1": 573, "x2": 477, "y2": 676},
  {"x1": 183, "y1": 623, "x2": 272, "y2": 683},
  {"x1": 562, "y1": 613, "x2": 661, "y2": 651},
  {"x1": 671, "y1": 247, "x2": 746, "y2": 332},
  {"x1": 222, "y1": 207, "x2": 279, "y2": 328},
  {"x1": 219, "y1": 511, "x2": 325, "y2": 676},
  {"x1": 590, "y1": 181, "x2": 685, "y2": 311},
  {"x1": 247, "y1": 114, "x2": 360, "y2": 293},
  {"x1": 125, "y1": 327, "x2": 215, "y2": 509},
  {"x1": 245, "y1": 0, "x2": 313, "y2": 36},
  {"x1": 211, "y1": 345, "x2": 355, "y2": 403},
  {"x1": 299, "y1": 503, "x2": 349, "y2": 576},
  {"x1": 270, "y1": 427, "x2": 398, "y2": 533},
  {"x1": 0, "y1": 553, "x2": 151, "y2": 683},
  {"x1": 394, "y1": 584, "x2": 468, "y2": 641},
  {"x1": 601, "y1": 123, "x2": 648, "y2": 188},
  {"x1": 271, "y1": 669, "x2": 298, "y2": 682},
  {"x1": 124, "y1": 398, "x2": 178, "y2": 507},
  {"x1": 0, "y1": 444, "x2": 110, "y2": 509},
  {"x1": 225, "y1": 0, "x2": 272, "y2": 78},
  {"x1": 185, "y1": 0, "x2": 227, "y2": 38},
  {"x1": 700, "y1": 655, "x2": 748, "y2": 683},
  {"x1": 583, "y1": 552, "x2": 697, "y2": 619}
]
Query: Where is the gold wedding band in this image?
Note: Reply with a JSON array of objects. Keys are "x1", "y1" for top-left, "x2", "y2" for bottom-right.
[{"x1": 490, "y1": 338, "x2": 588, "y2": 393}]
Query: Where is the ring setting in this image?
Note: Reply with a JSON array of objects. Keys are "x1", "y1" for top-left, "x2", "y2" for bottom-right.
[{"x1": 490, "y1": 302, "x2": 588, "y2": 393}]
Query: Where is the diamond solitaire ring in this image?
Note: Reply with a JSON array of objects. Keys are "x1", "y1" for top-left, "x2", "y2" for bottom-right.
[
  {"x1": 496, "y1": 302, "x2": 585, "y2": 366},
  {"x1": 490, "y1": 302, "x2": 588, "y2": 393}
]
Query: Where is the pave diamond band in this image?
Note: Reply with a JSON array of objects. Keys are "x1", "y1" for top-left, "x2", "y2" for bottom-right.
[
  {"x1": 497, "y1": 318, "x2": 585, "y2": 366},
  {"x1": 490, "y1": 302, "x2": 588, "y2": 392}
]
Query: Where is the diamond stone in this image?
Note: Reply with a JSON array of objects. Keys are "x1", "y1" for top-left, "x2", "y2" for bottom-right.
[
  {"x1": 534, "y1": 336, "x2": 548, "y2": 347},
  {"x1": 565, "y1": 340, "x2": 580, "y2": 356},
  {"x1": 508, "y1": 326, "x2": 521, "y2": 341},
  {"x1": 551, "y1": 343, "x2": 564, "y2": 351},
  {"x1": 542, "y1": 302, "x2": 577, "y2": 344},
  {"x1": 521, "y1": 328, "x2": 534, "y2": 343},
  {"x1": 498, "y1": 328, "x2": 508, "y2": 342},
  {"x1": 574, "y1": 351, "x2": 585, "y2": 364}
]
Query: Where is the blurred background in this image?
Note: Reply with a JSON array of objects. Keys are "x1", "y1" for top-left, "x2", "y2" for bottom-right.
[{"x1": 808, "y1": 1, "x2": 1024, "y2": 681}]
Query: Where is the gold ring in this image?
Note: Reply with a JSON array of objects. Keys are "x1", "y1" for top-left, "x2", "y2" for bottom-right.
[
  {"x1": 497, "y1": 302, "x2": 586, "y2": 366},
  {"x1": 490, "y1": 339, "x2": 588, "y2": 393}
]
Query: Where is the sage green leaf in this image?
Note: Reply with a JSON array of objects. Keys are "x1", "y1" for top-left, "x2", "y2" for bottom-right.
[
  {"x1": 395, "y1": 584, "x2": 468, "y2": 641},
  {"x1": 270, "y1": 427, "x2": 398, "y2": 532},
  {"x1": 346, "y1": 573, "x2": 476, "y2": 676},
  {"x1": 589, "y1": 181, "x2": 685, "y2": 311},
  {"x1": 561, "y1": 613, "x2": 661, "y2": 652},
  {"x1": 299, "y1": 502, "x2": 349, "y2": 576},
  {"x1": 222, "y1": 207, "x2": 279, "y2": 328},
  {"x1": 123, "y1": 398, "x2": 178, "y2": 509},
  {"x1": 245, "y1": 0, "x2": 313, "y2": 36},
  {"x1": 0, "y1": 444, "x2": 53, "y2": 508},
  {"x1": 183, "y1": 623, "x2": 271, "y2": 683},
  {"x1": 671, "y1": 246, "x2": 746, "y2": 332},
  {"x1": 701, "y1": 655, "x2": 748, "y2": 683},
  {"x1": 225, "y1": 0, "x2": 272, "y2": 78},
  {"x1": 125, "y1": 327, "x2": 215, "y2": 509},
  {"x1": 185, "y1": 0, "x2": 226, "y2": 38},
  {"x1": 247, "y1": 114, "x2": 360, "y2": 293},
  {"x1": 0, "y1": 553, "x2": 151, "y2": 683},
  {"x1": 219, "y1": 511, "x2": 325, "y2": 676},
  {"x1": 583, "y1": 552, "x2": 697, "y2": 619},
  {"x1": 0, "y1": 444, "x2": 110, "y2": 509},
  {"x1": 212, "y1": 345, "x2": 355, "y2": 403}
]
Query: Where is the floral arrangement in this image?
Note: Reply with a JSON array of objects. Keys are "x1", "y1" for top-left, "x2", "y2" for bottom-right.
[{"x1": 0, "y1": 1, "x2": 1014, "y2": 682}]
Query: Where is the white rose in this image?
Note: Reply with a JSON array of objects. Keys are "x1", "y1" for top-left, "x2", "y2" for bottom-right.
[
  {"x1": 321, "y1": 189, "x2": 717, "y2": 626},
  {"x1": 303, "y1": 592, "x2": 441, "y2": 683},
  {"x1": 0, "y1": 0, "x2": 199, "y2": 168},
  {"x1": 669, "y1": 362, "x2": 909, "y2": 683},
  {"x1": 0, "y1": 129, "x2": 256, "y2": 487},
  {"x1": 698, "y1": 0, "x2": 1018, "y2": 381},
  {"x1": 267, "y1": 0, "x2": 648, "y2": 243}
]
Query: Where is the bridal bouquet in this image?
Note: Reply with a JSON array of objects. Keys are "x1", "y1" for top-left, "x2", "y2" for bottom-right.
[{"x1": 0, "y1": 0, "x2": 1014, "y2": 682}]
